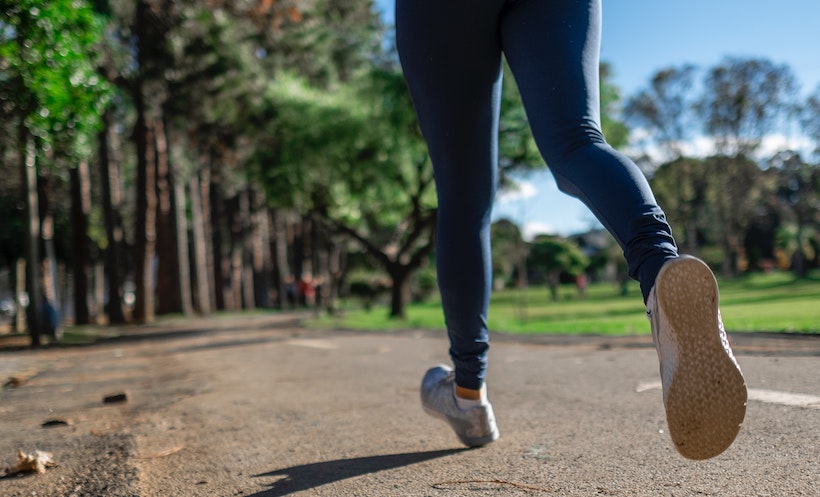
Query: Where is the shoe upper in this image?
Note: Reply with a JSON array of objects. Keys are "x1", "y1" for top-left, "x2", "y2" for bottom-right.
[{"x1": 421, "y1": 365, "x2": 499, "y2": 447}]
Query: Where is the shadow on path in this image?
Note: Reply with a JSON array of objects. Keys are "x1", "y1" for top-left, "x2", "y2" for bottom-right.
[
  {"x1": 247, "y1": 449, "x2": 465, "y2": 496},
  {"x1": 0, "y1": 313, "x2": 309, "y2": 352}
]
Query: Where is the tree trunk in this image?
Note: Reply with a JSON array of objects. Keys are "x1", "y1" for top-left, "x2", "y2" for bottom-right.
[
  {"x1": 548, "y1": 272, "x2": 560, "y2": 301},
  {"x1": 20, "y1": 128, "x2": 43, "y2": 346},
  {"x1": 211, "y1": 181, "x2": 228, "y2": 310},
  {"x1": 388, "y1": 265, "x2": 410, "y2": 319},
  {"x1": 15, "y1": 259, "x2": 27, "y2": 333},
  {"x1": 133, "y1": 107, "x2": 157, "y2": 323},
  {"x1": 792, "y1": 225, "x2": 807, "y2": 278},
  {"x1": 228, "y1": 195, "x2": 244, "y2": 310},
  {"x1": 154, "y1": 118, "x2": 184, "y2": 315},
  {"x1": 173, "y1": 175, "x2": 194, "y2": 315},
  {"x1": 94, "y1": 262, "x2": 105, "y2": 323},
  {"x1": 250, "y1": 190, "x2": 272, "y2": 308},
  {"x1": 70, "y1": 162, "x2": 91, "y2": 325},
  {"x1": 230, "y1": 243, "x2": 244, "y2": 310},
  {"x1": 98, "y1": 107, "x2": 126, "y2": 324},
  {"x1": 38, "y1": 174, "x2": 60, "y2": 338},
  {"x1": 239, "y1": 189, "x2": 255, "y2": 310},
  {"x1": 325, "y1": 241, "x2": 347, "y2": 314},
  {"x1": 684, "y1": 223, "x2": 699, "y2": 256},
  {"x1": 721, "y1": 234, "x2": 738, "y2": 278},
  {"x1": 189, "y1": 172, "x2": 211, "y2": 314},
  {"x1": 300, "y1": 216, "x2": 313, "y2": 278},
  {"x1": 271, "y1": 209, "x2": 291, "y2": 309},
  {"x1": 199, "y1": 166, "x2": 217, "y2": 311},
  {"x1": 133, "y1": 0, "x2": 169, "y2": 323}
]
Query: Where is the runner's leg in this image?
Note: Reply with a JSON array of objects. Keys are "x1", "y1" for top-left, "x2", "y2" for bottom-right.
[
  {"x1": 500, "y1": 0, "x2": 678, "y2": 300},
  {"x1": 397, "y1": 0, "x2": 506, "y2": 390}
]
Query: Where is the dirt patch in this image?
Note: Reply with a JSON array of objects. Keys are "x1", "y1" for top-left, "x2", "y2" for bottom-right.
[{"x1": 0, "y1": 433, "x2": 138, "y2": 497}]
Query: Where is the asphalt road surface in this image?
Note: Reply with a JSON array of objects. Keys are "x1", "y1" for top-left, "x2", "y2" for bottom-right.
[{"x1": 1, "y1": 314, "x2": 818, "y2": 496}]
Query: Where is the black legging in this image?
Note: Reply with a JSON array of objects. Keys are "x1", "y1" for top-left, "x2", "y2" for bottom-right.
[{"x1": 397, "y1": 0, "x2": 678, "y2": 390}]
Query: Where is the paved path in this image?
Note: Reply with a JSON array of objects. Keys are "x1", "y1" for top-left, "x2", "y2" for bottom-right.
[{"x1": 0, "y1": 315, "x2": 818, "y2": 496}]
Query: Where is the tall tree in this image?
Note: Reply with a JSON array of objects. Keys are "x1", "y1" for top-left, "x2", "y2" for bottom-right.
[
  {"x1": 189, "y1": 171, "x2": 212, "y2": 314},
  {"x1": 708, "y1": 155, "x2": 768, "y2": 276},
  {"x1": 97, "y1": 105, "x2": 127, "y2": 323},
  {"x1": 156, "y1": 0, "x2": 320, "y2": 314},
  {"x1": 698, "y1": 57, "x2": 797, "y2": 158},
  {"x1": 252, "y1": 68, "x2": 436, "y2": 318},
  {"x1": 650, "y1": 157, "x2": 712, "y2": 255},
  {"x1": 598, "y1": 62, "x2": 630, "y2": 150},
  {"x1": 70, "y1": 160, "x2": 92, "y2": 324},
  {"x1": 769, "y1": 150, "x2": 819, "y2": 277},
  {"x1": 131, "y1": 0, "x2": 178, "y2": 322},
  {"x1": 696, "y1": 57, "x2": 797, "y2": 275},
  {"x1": 261, "y1": 0, "x2": 380, "y2": 88},
  {"x1": 625, "y1": 64, "x2": 698, "y2": 161},
  {"x1": 490, "y1": 219, "x2": 528, "y2": 289},
  {"x1": 527, "y1": 235, "x2": 588, "y2": 301},
  {"x1": 1, "y1": 0, "x2": 112, "y2": 344},
  {"x1": 802, "y1": 86, "x2": 820, "y2": 161}
]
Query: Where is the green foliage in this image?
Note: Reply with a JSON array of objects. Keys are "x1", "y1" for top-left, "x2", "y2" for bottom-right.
[
  {"x1": 527, "y1": 234, "x2": 589, "y2": 300},
  {"x1": 252, "y1": 73, "x2": 380, "y2": 211},
  {"x1": 528, "y1": 235, "x2": 589, "y2": 278},
  {"x1": 411, "y1": 264, "x2": 438, "y2": 302},
  {"x1": 0, "y1": 0, "x2": 113, "y2": 160},
  {"x1": 653, "y1": 154, "x2": 771, "y2": 274},
  {"x1": 247, "y1": 60, "x2": 437, "y2": 317},
  {"x1": 598, "y1": 62, "x2": 629, "y2": 149},
  {"x1": 490, "y1": 218, "x2": 527, "y2": 288},
  {"x1": 698, "y1": 57, "x2": 797, "y2": 157},
  {"x1": 251, "y1": 66, "x2": 434, "y2": 238},
  {"x1": 650, "y1": 157, "x2": 712, "y2": 249},
  {"x1": 803, "y1": 86, "x2": 820, "y2": 159},
  {"x1": 624, "y1": 64, "x2": 697, "y2": 158},
  {"x1": 498, "y1": 62, "x2": 542, "y2": 182},
  {"x1": 262, "y1": 0, "x2": 382, "y2": 88},
  {"x1": 348, "y1": 276, "x2": 390, "y2": 311}
]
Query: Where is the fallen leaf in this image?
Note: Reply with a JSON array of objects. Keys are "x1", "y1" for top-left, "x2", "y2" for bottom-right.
[{"x1": 7, "y1": 450, "x2": 56, "y2": 475}]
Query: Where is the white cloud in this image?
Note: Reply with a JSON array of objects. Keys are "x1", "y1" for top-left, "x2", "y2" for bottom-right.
[
  {"x1": 496, "y1": 179, "x2": 537, "y2": 204},
  {"x1": 627, "y1": 129, "x2": 812, "y2": 164},
  {"x1": 758, "y1": 133, "x2": 812, "y2": 158},
  {"x1": 521, "y1": 221, "x2": 556, "y2": 242},
  {"x1": 680, "y1": 136, "x2": 716, "y2": 158}
]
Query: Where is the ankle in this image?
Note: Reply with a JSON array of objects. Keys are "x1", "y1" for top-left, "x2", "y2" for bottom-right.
[
  {"x1": 455, "y1": 385, "x2": 483, "y2": 400},
  {"x1": 454, "y1": 384, "x2": 487, "y2": 409}
]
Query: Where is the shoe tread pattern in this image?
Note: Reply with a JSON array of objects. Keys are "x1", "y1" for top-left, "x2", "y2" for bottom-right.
[{"x1": 656, "y1": 256, "x2": 747, "y2": 460}]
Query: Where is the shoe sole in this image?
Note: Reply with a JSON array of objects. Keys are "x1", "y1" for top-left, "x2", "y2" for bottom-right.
[
  {"x1": 655, "y1": 256, "x2": 747, "y2": 460},
  {"x1": 422, "y1": 404, "x2": 499, "y2": 447}
]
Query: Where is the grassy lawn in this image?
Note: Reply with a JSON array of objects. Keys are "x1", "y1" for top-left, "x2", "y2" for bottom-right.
[{"x1": 312, "y1": 270, "x2": 820, "y2": 335}]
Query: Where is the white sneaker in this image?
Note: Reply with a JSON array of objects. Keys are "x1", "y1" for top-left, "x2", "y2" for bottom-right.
[
  {"x1": 647, "y1": 256, "x2": 747, "y2": 460},
  {"x1": 420, "y1": 365, "x2": 499, "y2": 447}
]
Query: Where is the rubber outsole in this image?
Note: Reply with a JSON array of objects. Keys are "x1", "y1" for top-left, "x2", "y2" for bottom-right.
[
  {"x1": 420, "y1": 366, "x2": 499, "y2": 448},
  {"x1": 654, "y1": 256, "x2": 747, "y2": 460},
  {"x1": 422, "y1": 405, "x2": 499, "y2": 447}
]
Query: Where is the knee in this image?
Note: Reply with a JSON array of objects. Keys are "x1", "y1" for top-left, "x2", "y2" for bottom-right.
[{"x1": 538, "y1": 118, "x2": 607, "y2": 164}]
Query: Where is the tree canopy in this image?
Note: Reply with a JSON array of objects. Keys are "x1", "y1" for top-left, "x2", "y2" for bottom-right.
[{"x1": 0, "y1": 2, "x2": 817, "y2": 343}]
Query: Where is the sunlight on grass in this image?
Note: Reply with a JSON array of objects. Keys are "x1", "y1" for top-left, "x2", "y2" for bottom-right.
[
  {"x1": 312, "y1": 271, "x2": 820, "y2": 335},
  {"x1": 718, "y1": 272, "x2": 820, "y2": 332}
]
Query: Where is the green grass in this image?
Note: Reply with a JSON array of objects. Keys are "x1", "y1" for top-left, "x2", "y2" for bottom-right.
[
  {"x1": 312, "y1": 270, "x2": 820, "y2": 335},
  {"x1": 717, "y1": 271, "x2": 820, "y2": 333}
]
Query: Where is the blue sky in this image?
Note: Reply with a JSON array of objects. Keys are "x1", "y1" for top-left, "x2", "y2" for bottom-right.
[{"x1": 375, "y1": 0, "x2": 820, "y2": 237}]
